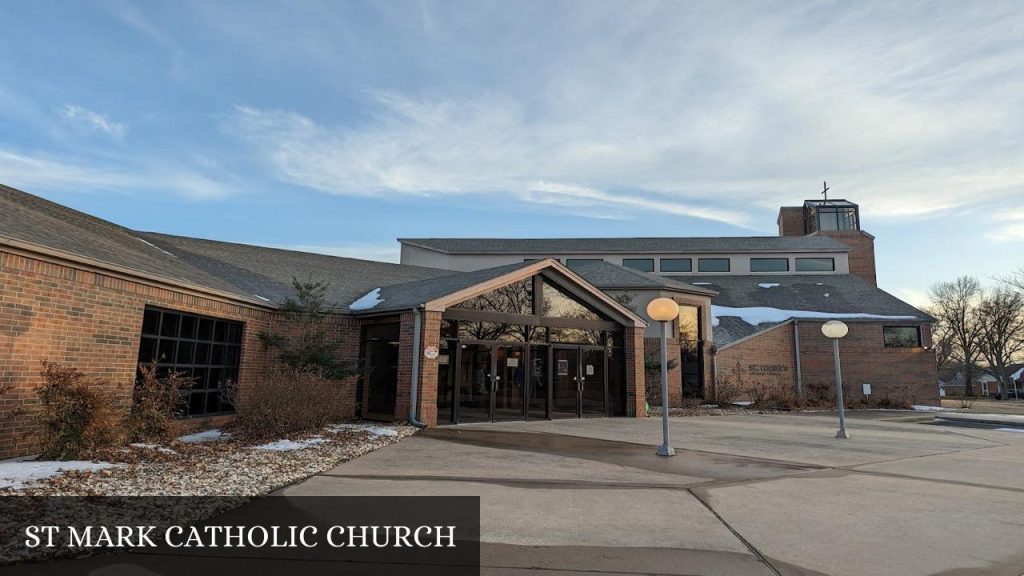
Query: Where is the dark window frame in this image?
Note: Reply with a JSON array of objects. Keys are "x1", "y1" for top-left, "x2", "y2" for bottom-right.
[
  {"x1": 883, "y1": 325, "x2": 922, "y2": 348},
  {"x1": 795, "y1": 257, "x2": 835, "y2": 272},
  {"x1": 137, "y1": 307, "x2": 243, "y2": 419},
  {"x1": 697, "y1": 258, "x2": 730, "y2": 273},
  {"x1": 660, "y1": 258, "x2": 693, "y2": 273},
  {"x1": 622, "y1": 258, "x2": 655, "y2": 272},
  {"x1": 749, "y1": 258, "x2": 790, "y2": 273},
  {"x1": 564, "y1": 258, "x2": 603, "y2": 268}
]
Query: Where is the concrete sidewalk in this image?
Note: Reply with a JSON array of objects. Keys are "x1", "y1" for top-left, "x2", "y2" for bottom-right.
[{"x1": 281, "y1": 414, "x2": 1024, "y2": 575}]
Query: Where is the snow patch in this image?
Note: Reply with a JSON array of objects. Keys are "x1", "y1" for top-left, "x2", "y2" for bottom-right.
[
  {"x1": 130, "y1": 443, "x2": 177, "y2": 454},
  {"x1": 711, "y1": 305, "x2": 919, "y2": 326},
  {"x1": 349, "y1": 288, "x2": 383, "y2": 311},
  {"x1": 912, "y1": 405, "x2": 950, "y2": 412},
  {"x1": 327, "y1": 423, "x2": 400, "y2": 438},
  {"x1": 758, "y1": 283, "x2": 780, "y2": 289},
  {"x1": 995, "y1": 427, "x2": 1024, "y2": 433},
  {"x1": 711, "y1": 316, "x2": 720, "y2": 327},
  {"x1": 691, "y1": 282, "x2": 712, "y2": 285},
  {"x1": 177, "y1": 429, "x2": 231, "y2": 443},
  {"x1": 0, "y1": 459, "x2": 115, "y2": 490},
  {"x1": 252, "y1": 436, "x2": 328, "y2": 452},
  {"x1": 731, "y1": 401, "x2": 753, "y2": 407}
]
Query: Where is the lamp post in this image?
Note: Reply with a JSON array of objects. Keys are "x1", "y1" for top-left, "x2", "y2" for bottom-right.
[
  {"x1": 647, "y1": 297, "x2": 680, "y2": 457},
  {"x1": 821, "y1": 320, "x2": 850, "y2": 439}
]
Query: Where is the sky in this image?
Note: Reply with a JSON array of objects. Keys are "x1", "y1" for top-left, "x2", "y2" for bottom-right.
[{"x1": 0, "y1": 0, "x2": 1022, "y2": 308}]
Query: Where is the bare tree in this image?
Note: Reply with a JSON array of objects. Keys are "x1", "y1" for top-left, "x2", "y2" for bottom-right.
[
  {"x1": 928, "y1": 277, "x2": 984, "y2": 396},
  {"x1": 978, "y1": 288, "x2": 1024, "y2": 398}
]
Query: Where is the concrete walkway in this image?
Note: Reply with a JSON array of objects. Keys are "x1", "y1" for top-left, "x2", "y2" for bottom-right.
[{"x1": 281, "y1": 413, "x2": 1024, "y2": 575}]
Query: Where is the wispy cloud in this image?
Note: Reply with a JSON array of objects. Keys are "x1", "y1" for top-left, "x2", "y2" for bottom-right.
[
  {"x1": 221, "y1": 1, "x2": 1023, "y2": 227},
  {"x1": 0, "y1": 150, "x2": 232, "y2": 199},
  {"x1": 59, "y1": 104, "x2": 126, "y2": 139},
  {"x1": 987, "y1": 209, "x2": 1024, "y2": 242}
]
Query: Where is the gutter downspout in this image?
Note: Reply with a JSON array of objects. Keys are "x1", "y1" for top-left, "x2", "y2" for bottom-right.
[
  {"x1": 793, "y1": 320, "x2": 803, "y2": 397},
  {"x1": 409, "y1": 306, "x2": 427, "y2": 428}
]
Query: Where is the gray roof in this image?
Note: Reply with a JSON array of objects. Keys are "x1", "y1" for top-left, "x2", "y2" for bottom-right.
[
  {"x1": 0, "y1": 183, "x2": 450, "y2": 308},
  {"x1": 351, "y1": 262, "x2": 531, "y2": 314},
  {"x1": 692, "y1": 274, "x2": 935, "y2": 346},
  {"x1": 400, "y1": 236, "x2": 849, "y2": 255},
  {"x1": 354, "y1": 259, "x2": 717, "y2": 314},
  {"x1": 138, "y1": 233, "x2": 452, "y2": 309},
  {"x1": 569, "y1": 261, "x2": 716, "y2": 295}
]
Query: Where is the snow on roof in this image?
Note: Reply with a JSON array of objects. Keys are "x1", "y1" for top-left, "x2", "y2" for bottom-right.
[
  {"x1": 758, "y1": 283, "x2": 780, "y2": 288},
  {"x1": 711, "y1": 305, "x2": 920, "y2": 326},
  {"x1": 349, "y1": 287, "x2": 383, "y2": 311}
]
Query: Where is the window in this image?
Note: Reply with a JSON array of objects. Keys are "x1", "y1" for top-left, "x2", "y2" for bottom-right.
[
  {"x1": 750, "y1": 258, "x2": 789, "y2": 272},
  {"x1": 541, "y1": 279, "x2": 604, "y2": 320},
  {"x1": 137, "y1": 307, "x2": 243, "y2": 418},
  {"x1": 660, "y1": 258, "x2": 692, "y2": 273},
  {"x1": 698, "y1": 258, "x2": 730, "y2": 272},
  {"x1": 795, "y1": 257, "x2": 835, "y2": 272},
  {"x1": 884, "y1": 326, "x2": 921, "y2": 348},
  {"x1": 565, "y1": 258, "x2": 602, "y2": 269},
  {"x1": 622, "y1": 258, "x2": 654, "y2": 272},
  {"x1": 452, "y1": 279, "x2": 533, "y2": 315}
]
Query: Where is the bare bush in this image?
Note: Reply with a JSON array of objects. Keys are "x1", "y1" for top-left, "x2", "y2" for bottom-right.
[
  {"x1": 37, "y1": 362, "x2": 122, "y2": 459},
  {"x1": 126, "y1": 363, "x2": 192, "y2": 443},
  {"x1": 714, "y1": 376, "x2": 744, "y2": 404},
  {"x1": 955, "y1": 394, "x2": 976, "y2": 409},
  {"x1": 225, "y1": 368, "x2": 351, "y2": 440}
]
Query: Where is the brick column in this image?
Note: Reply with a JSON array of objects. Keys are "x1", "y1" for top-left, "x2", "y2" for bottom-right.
[
  {"x1": 415, "y1": 310, "x2": 442, "y2": 427},
  {"x1": 395, "y1": 311, "x2": 414, "y2": 422},
  {"x1": 644, "y1": 336, "x2": 682, "y2": 407},
  {"x1": 624, "y1": 326, "x2": 647, "y2": 417}
]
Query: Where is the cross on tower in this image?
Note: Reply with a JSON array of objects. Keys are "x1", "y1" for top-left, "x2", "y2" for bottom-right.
[{"x1": 821, "y1": 181, "x2": 830, "y2": 203}]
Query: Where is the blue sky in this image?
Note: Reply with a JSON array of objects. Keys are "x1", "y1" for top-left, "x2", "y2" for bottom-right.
[{"x1": 1, "y1": 1, "x2": 1022, "y2": 306}]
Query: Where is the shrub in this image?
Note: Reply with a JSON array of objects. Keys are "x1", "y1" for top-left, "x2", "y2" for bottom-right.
[
  {"x1": 714, "y1": 376, "x2": 744, "y2": 404},
  {"x1": 126, "y1": 363, "x2": 191, "y2": 443},
  {"x1": 224, "y1": 367, "x2": 351, "y2": 440},
  {"x1": 956, "y1": 394, "x2": 976, "y2": 409},
  {"x1": 37, "y1": 362, "x2": 122, "y2": 459}
]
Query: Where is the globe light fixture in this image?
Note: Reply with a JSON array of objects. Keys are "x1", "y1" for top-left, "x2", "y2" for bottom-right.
[
  {"x1": 646, "y1": 298, "x2": 680, "y2": 457},
  {"x1": 821, "y1": 320, "x2": 850, "y2": 439}
]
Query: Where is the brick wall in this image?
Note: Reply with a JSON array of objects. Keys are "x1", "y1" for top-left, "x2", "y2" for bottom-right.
[
  {"x1": 715, "y1": 323, "x2": 797, "y2": 397},
  {"x1": 0, "y1": 249, "x2": 364, "y2": 458},
  {"x1": 777, "y1": 207, "x2": 805, "y2": 236},
  {"x1": 623, "y1": 326, "x2": 646, "y2": 417},
  {"x1": 714, "y1": 321, "x2": 938, "y2": 406},
  {"x1": 816, "y1": 230, "x2": 877, "y2": 286},
  {"x1": 644, "y1": 336, "x2": 682, "y2": 407}
]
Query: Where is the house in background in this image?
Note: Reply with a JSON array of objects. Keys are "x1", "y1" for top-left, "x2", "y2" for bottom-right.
[{"x1": 940, "y1": 363, "x2": 1024, "y2": 398}]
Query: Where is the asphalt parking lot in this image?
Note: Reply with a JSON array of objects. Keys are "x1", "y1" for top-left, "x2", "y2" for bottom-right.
[{"x1": 283, "y1": 412, "x2": 1024, "y2": 576}]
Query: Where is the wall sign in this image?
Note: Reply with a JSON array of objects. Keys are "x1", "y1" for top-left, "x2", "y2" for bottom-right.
[
  {"x1": 557, "y1": 359, "x2": 569, "y2": 376},
  {"x1": 423, "y1": 346, "x2": 439, "y2": 359},
  {"x1": 507, "y1": 358, "x2": 519, "y2": 368},
  {"x1": 747, "y1": 364, "x2": 789, "y2": 375},
  {"x1": 585, "y1": 364, "x2": 595, "y2": 376}
]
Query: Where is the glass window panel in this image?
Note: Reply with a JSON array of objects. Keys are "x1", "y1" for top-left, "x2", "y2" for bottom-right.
[
  {"x1": 136, "y1": 308, "x2": 243, "y2": 417},
  {"x1": 175, "y1": 341, "x2": 194, "y2": 364},
  {"x1": 197, "y1": 318, "x2": 214, "y2": 341},
  {"x1": 548, "y1": 327, "x2": 604, "y2": 345},
  {"x1": 678, "y1": 305, "x2": 701, "y2": 343},
  {"x1": 452, "y1": 278, "x2": 533, "y2": 315},
  {"x1": 884, "y1": 326, "x2": 921, "y2": 348},
  {"x1": 541, "y1": 280, "x2": 604, "y2": 320},
  {"x1": 179, "y1": 315, "x2": 197, "y2": 340},
  {"x1": 698, "y1": 258, "x2": 730, "y2": 272},
  {"x1": 440, "y1": 319, "x2": 458, "y2": 338},
  {"x1": 660, "y1": 258, "x2": 692, "y2": 273},
  {"x1": 564, "y1": 259, "x2": 602, "y2": 269},
  {"x1": 795, "y1": 258, "x2": 835, "y2": 272},
  {"x1": 622, "y1": 258, "x2": 654, "y2": 272},
  {"x1": 214, "y1": 321, "x2": 228, "y2": 343},
  {"x1": 141, "y1": 309, "x2": 161, "y2": 335},
  {"x1": 157, "y1": 339, "x2": 176, "y2": 364},
  {"x1": 160, "y1": 313, "x2": 180, "y2": 337},
  {"x1": 138, "y1": 337, "x2": 159, "y2": 364},
  {"x1": 458, "y1": 321, "x2": 520, "y2": 341},
  {"x1": 750, "y1": 258, "x2": 789, "y2": 272}
]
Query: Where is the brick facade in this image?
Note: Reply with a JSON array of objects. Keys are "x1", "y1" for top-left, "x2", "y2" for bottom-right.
[
  {"x1": 715, "y1": 320, "x2": 938, "y2": 405},
  {"x1": 816, "y1": 230, "x2": 877, "y2": 286},
  {"x1": 0, "y1": 249, "x2": 364, "y2": 459},
  {"x1": 777, "y1": 206, "x2": 805, "y2": 236}
]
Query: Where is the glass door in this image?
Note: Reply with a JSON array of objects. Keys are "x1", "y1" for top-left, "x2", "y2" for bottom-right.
[
  {"x1": 580, "y1": 347, "x2": 607, "y2": 416},
  {"x1": 493, "y1": 345, "x2": 525, "y2": 421},
  {"x1": 527, "y1": 344, "x2": 549, "y2": 419},
  {"x1": 552, "y1": 346, "x2": 580, "y2": 418},
  {"x1": 457, "y1": 343, "x2": 492, "y2": 422}
]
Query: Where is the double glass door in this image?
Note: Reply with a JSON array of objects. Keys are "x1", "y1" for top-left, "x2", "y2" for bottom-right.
[
  {"x1": 551, "y1": 346, "x2": 607, "y2": 418},
  {"x1": 457, "y1": 343, "x2": 526, "y2": 422}
]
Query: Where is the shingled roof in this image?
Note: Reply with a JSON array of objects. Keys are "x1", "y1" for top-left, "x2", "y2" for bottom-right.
[
  {"x1": 400, "y1": 236, "x2": 849, "y2": 254},
  {"x1": 695, "y1": 274, "x2": 935, "y2": 346}
]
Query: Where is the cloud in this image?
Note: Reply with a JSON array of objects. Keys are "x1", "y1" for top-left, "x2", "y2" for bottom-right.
[
  {"x1": 59, "y1": 105, "x2": 126, "y2": 139},
  {"x1": 986, "y1": 210, "x2": 1024, "y2": 242},
  {"x1": 270, "y1": 243, "x2": 402, "y2": 263},
  {"x1": 0, "y1": 150, "x2": 232, "y2": 200},
  {"x1": 221, "y1": 0, "x2": 1023, "y2": 227}
]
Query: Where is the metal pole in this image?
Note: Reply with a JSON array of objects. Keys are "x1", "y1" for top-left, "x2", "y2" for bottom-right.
[
  {"x1": 657, "y1": 320, "x2": 676, "y2": 456},
  {"x1": 833, "y1": 338, "x2": 850, "y2": 439}
]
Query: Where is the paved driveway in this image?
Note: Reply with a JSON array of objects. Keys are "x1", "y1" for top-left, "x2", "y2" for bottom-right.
[{"x1": 282, "y1": 413, "x2": 1024, "y2": 575}]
